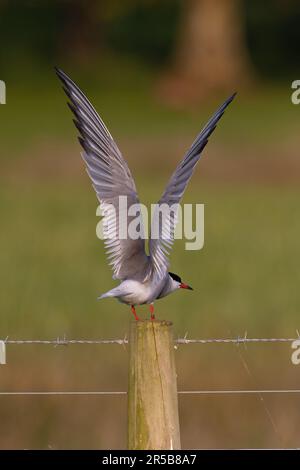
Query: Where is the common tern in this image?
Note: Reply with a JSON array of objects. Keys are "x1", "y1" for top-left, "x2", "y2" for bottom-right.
[{"x1": 56, "y1": 68, "x2": 235, "y2": 320}]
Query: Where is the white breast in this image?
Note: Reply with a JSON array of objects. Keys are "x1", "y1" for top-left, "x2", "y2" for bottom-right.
[{"x1": 118, "y1": 278, "x2": 166, "y2": 305}]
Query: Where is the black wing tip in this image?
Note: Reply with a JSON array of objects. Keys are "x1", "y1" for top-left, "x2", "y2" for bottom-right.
[
  {"x1": 54, "y1": 66, "x2": 64, "y2": 81},
  {"x1": 54, "y1": 66, "x2": 66, "y2": 80},
  {"x1": 225, "y1": 91, "x2": 237, "y2": 106},
  {"x1": 54, "y1": 66, "x2": 70, "y2": 92},
  {"x1": 54, "y1": 66, "x2": 74, "y2": 91},
  {"x1": 213, "y1": 91, "x2": 237, "y2": 121}
]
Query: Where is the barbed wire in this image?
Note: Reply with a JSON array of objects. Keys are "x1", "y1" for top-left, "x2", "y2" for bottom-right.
[
  {"x1": 176, "y1": 331, "x2": 300, "y2": 345},
  {"x1": 1, "y1": 335, "x2": 300, "y2": 400},
  {"x1": 3, "y1": 336, "x2": 128, "y2": 346},
  {"x1": 1, "y1": 332, "x2": 299, "y2": 449},
  {"x1": 1, "y1": 331, "x2": 299, "y2": 346},
  {"x1": 0, "y1": 389, "x2": 299, "y2": 396}
]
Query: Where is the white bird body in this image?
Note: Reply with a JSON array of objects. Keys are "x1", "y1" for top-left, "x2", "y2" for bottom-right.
[
  {"x1": 100, "y1": 274, "x2": 180, "y2": 305},
  {"x1": 56, "y1": 67, "x2": 235, "y2": 320}
]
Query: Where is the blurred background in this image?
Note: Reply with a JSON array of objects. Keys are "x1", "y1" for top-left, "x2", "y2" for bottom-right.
[{"x1": 0, "y1": 0, "x2": 300, "y2": 449}]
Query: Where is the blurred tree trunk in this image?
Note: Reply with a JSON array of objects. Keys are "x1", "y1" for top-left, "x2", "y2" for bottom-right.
[
  {"x1": 158, "y1": 0, "x2": 254, "y2": 106},
  {"x1": 59, "y1": 0, "x2": 103, "y2": 67}
]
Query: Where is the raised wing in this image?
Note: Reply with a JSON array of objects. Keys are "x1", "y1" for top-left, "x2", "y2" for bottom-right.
[
  {"x1": 56, "y1": 68, "x2": 149, "y2": 281},
  {"x1": 149, "y1": 93, "x2": 236, "y2": 278}
]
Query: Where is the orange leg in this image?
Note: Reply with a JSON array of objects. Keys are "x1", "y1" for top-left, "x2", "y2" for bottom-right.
[
  {"x1": 149, "y1": 304, "x2": 155, "y2": 321},
  {"x1": 131, "y1": 305, "x2": 139, "y2": 321}
]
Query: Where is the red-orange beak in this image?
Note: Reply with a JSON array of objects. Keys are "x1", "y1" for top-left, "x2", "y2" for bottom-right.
[{"x1": 180, "y1": 283, "x2": 193, "y2": 290}]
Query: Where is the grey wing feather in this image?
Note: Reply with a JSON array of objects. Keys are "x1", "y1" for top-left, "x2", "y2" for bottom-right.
[
  {"x1": 149, "y1": 93, "x2": 236, "y2": 278},
  {"x1": 56, "y1": 67, "x2": 150, "y2": 281}
]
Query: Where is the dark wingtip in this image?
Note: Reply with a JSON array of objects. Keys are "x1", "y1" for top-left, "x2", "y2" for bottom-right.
[
  {"x1": 54, "y1": 66, "x2": 62, "y2": 78},
  {"x1": 216, "y1": 91, "x2": 237, "y2": 118},
  {"x1": 227, "y1": 91, "x2": 237, "y2": 103},
  {"x1": 54, "y1": 67, "x2": 70, "y2": 87}
]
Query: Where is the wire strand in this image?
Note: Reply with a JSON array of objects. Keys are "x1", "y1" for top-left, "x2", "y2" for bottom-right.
[
  {"x1": 0, "y1": 389, "x2": 299, "y2": 396},
  {"x1": 2, "y1": 334, "x2": 300, "y2": 346}
]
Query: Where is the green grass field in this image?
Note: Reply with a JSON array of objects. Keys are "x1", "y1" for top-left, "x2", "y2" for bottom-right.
[{"x1": 1, "y1": 181, "x2": 299, "y2": 337}]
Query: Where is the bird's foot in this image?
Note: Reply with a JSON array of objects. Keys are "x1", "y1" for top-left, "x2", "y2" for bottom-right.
[
  {"x1": 149, "y1": 304, "x2": 155, "y2": 321},
  {"x1": 131, "y1": 305, "x2": 139, "y2": 321}
]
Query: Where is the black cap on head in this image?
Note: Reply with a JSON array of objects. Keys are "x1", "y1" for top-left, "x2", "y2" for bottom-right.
[{"x1": 169, "y1": 272, "x2": 182, "y2": 283}]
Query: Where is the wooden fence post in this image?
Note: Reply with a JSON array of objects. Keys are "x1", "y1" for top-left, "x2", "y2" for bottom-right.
[{"x1": 127, "y1": 320, "x2": 181, "y2": 450}]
